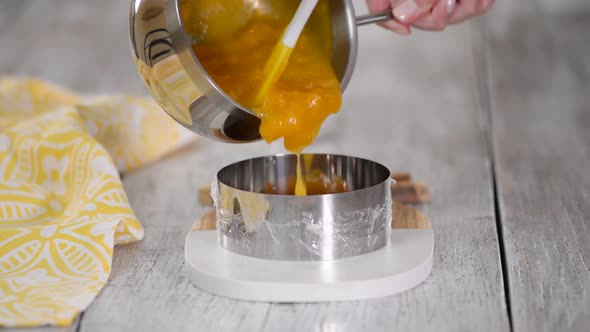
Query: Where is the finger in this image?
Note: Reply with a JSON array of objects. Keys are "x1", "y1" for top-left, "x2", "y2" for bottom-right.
[
  {"x1": 392, "y1": 0, "x2": 438, "y2": 24},
  {"x1": 448, "y1": 0, "x2": 478, "y2": 23},
  {"x1": 382, "y1": 20, "x2": 412, "y2": 35},
  {"x1": 449, "y1": 0, "x2": 494, "y2": 24},
  {"x1": 446, "y1": 0, "x2": 457, "y2": 14},
  {"x1": 366, "y1": 0, "x2": 392, "y2": 11},
  {"x1": 366, "y1": 0, "x2": 412, "y2": 35},
  {"x1": 411, "y1": 0, "x2": 451, "y2": 31}
]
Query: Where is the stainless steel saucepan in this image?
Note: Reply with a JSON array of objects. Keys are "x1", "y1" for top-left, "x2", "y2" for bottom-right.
[{"x1": 130, "y1": 0, "x2": 392, "y2": 143}]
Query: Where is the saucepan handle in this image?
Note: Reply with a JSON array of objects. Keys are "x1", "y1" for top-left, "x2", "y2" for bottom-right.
[{"x1": 356, "y1": 9, "x2": 394, "y2": 26}]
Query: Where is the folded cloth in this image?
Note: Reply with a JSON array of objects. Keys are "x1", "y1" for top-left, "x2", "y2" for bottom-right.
[{"x1": 0, "y1": 78, "x2": 196, "y2": 327}]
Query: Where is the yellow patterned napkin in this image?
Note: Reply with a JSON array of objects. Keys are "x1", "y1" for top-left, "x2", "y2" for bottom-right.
[{"x1": 0, "y1": 78, "x2": 196, "y2": 327}]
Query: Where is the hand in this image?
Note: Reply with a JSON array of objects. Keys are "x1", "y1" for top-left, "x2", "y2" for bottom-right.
[{"x1": 366, "y1": 0, "x2": 495, "y2": 35}]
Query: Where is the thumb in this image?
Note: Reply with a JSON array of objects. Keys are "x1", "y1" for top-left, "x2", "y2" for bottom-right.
[
  {"x1": 366, "y1": 0, "x2": 412, "y2": 35},
  {"x1": 393, "y1": 0, "x2": 438, "y2": 24}
]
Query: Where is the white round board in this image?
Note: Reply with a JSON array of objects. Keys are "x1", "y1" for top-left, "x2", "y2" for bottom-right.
[{"x1": 184, "y1": 227, "x2": 433, "y2": 302}]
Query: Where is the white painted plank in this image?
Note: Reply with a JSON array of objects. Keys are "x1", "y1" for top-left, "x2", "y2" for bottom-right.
[
  {"x1": 485, "y1": 0, "x2": 590, "y2": 330},
  {"x1": 0, "y1": 0, "x2": 146, "y2": 95},
  {"x1": 1, "y1": 0, "x2": 511, "y2": 330},
  {"x1": 79, "y1": 228, "x2": 271, "y2": 332},
  {"x1": 250, "y1": 2, "x2": 510, "y2": 329}
]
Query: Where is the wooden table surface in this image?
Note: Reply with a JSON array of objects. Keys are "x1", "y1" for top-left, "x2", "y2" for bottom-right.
[{"x1": 1, "y1": 0, "x2": 588, "y2": 331}]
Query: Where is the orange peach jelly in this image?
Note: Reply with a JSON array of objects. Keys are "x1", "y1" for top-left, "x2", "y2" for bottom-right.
[
  {"x1": 188, "y1": 9, "x2": 342, "y2": 195},
  {"x1": 192, "y1": 20, "x2": 341, "y2": 152},
  {"x1": 265, "y1": 169, "x2": 349, "y2": 195}
]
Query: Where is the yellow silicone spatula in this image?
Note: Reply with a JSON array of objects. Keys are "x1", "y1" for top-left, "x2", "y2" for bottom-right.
[{"x1": 252, "y1": 0, "x2": 320, "y2": 106}]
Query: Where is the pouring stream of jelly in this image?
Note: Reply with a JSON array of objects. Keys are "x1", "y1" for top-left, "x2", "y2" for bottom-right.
[{"x1": 253, "y1": 0, "x2": 318, "y2": 196}]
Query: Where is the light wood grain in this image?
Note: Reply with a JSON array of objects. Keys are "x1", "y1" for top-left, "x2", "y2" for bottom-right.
[
  {"x1": 392, "y1": 202, "x2": 432, "y2": 229},
  {"x1": 0, "y1": 0, "x2": 146, "y2": 95},
  {"x1": 92, "y1": 4, "x2": 510, "y2": 330},
  {"x1": 0, "y1": 0, "x2": 513, "y2": 331},
  {"x1": 483, "y1": 0, "x2": 590, "y2": 330},
  {"x1": 193, "y1": 209, "x2": 216, "y2": 231}
]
